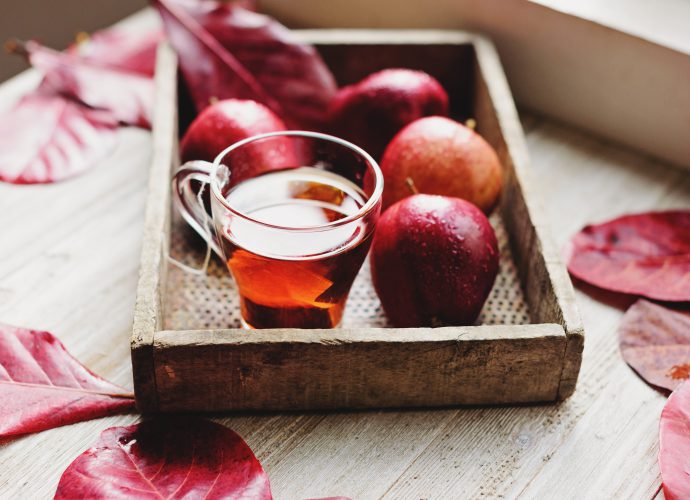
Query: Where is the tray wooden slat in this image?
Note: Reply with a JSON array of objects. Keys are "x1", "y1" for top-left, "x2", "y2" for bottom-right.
[
  {"x1": 131, "y1": 30, "x2": 583, "y2": 412},
  {"x1": 131, "y1": 42, "x2": 179, "y2": 411},
  {"x1": 154, "y1": 325, "x2": 566, "y2": 411}
]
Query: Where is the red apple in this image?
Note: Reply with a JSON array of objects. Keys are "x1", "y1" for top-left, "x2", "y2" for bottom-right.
[
  {"x1": 380, "y1": 116, "x2": 502, "y2": 213},
  {"x1": 327, "y1": 69, "x2": 449, "y2": 160},
  {"x1": 181, "y1": 99, "x2": 296, "y2": 185},
  {"x1": 370, "y1": 194, "x2": 499, "y2": 327}
]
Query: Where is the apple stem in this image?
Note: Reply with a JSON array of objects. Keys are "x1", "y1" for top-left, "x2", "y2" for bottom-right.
[
  {"x1": 3, "y1": 39, "x2": 24, "y2": 56},
  {"x1": 74, "y1": 31, "x2": 90, "y2": 45},
  {"x1": 405, "y1": 177, "x2": 419, "y2": 195},
  {"x1": 465, "y1": 118, "x2": 477, "y2": 130},
  {"x1": 209, "y1": 96, "x2": 219, "y2": 105}
]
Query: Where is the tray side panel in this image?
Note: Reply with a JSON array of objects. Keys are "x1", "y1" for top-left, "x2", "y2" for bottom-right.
[
  {"x1": 131, "y1": 43, "x2": 178, "y2": 412},
  {"x1": 312, "y1": 35, "x2": 474, "y2": 119},
  {"x1": 153, "y1": 325, "x2": 566, "y2": 411},
  {"x1": 471, "y1": 36, "x2": 584, "y2": 399}
]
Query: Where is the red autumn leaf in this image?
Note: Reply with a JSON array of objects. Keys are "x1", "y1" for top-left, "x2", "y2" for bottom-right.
[
  {"x1": 55, "y1": 418, "x2": 272, "y2": 499},
  {"x1": 153, "y1": 0, "x2": 275, "y2": 112},
  {"x1": 153, "y1": 0, "x2": 337, "y2": 128},
  {"x1": 0, "y1": 323, "x2": 135, "y2": 438},
  {"x1": 0, "y1": 93, "x2": 118, "y2": 184},
  {"x1": 183, "y1": 0, "x2": 337, "y2": 127},
  {"x1": 67, "y1": 27, "x2": 164, "y2": 77},
  {"x1": 619, "y1": 300, "x2": 690, "y2": 392},
  {"x1": 659, "y1": 381, "x2": 690, "y2": 500},
  {"x1": 21, "y1": 40, "x2": 154, "y2": 128},
  {"x1": 564, "y1": 211, "x2": 690, "y2": 301}
]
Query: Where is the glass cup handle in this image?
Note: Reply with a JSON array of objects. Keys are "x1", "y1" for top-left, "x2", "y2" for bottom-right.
[{"x1": 172, "y1": 160, "x2": 222, "y2": 257}]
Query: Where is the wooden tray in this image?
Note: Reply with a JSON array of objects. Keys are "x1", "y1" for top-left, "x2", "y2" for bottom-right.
[{"x1": 131, "y1": 30, "x2": 584, "y2": 412}]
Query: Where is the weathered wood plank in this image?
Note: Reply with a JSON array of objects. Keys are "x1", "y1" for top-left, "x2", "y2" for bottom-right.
[
  {"x1": 153, "y1": 325, "x2": 566, "y2": 410},
  {"x1": 243, "y1": 409, "x2": 459, "y2": 499},
  {"x1": 130, "y1": 42, "x2": 178, "y2": 412},
  {"x1": 472, "y1": 36, "x2": 584, "y2": 399}
]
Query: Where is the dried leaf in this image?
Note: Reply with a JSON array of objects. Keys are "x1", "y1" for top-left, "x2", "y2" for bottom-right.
[
  {"x1": 0, "y1": 93, "x2": 118, "y2": 184},
  {"x1": 67, "y1": 27, "x2": 163, "y2": 77},
  {"x1": 54, "y1": 418, "x2": 272, "y2": 499},
  {"x1": 659, "y1": 381, "x2": 690, "y2": 500},
  {"x1": 0, "y1": 323, "x2": 135, "y2": 438},
  {"x1": 154, "y1": 0, "x2": 273, "y2": 112},
  {"x1": 618, "y1": 300, "x2": 690, "y2": 392},
  {"x1": 153, "y1": 0, "x2": 337, "y2": 128},
  {"x1": 565, "y1": 211, "x2": 690, "y2": 301},
  {"x1": 24, "y1": 41, "x2": 154, "y2": 128}
]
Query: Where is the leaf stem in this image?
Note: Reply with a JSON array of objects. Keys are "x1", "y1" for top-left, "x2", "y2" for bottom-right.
[{"x1": 4, "y1": 39, "x2": 28, "y2": 57}]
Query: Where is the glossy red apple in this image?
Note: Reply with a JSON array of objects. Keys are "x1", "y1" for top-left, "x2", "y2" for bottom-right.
[
  {"x1": 370, "y1": 194, "x2": 499, "y2": 327},
  {"x1": 327, "y1": 68, "x2": 449, "y2": 160},
  {"x1": 181, "y1": 98, "x2": 287, "y2": 162},
  {"x1": 181, "y1": 99, "x2": 296, "y2": 185},
  {"x1": 380, "y1": 116, "x2": 502, "y2": 213}
]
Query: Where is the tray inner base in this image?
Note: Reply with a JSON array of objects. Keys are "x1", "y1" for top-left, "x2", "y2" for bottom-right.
[{"x1": 163, "y1": 212, "x2": 530, "y2": 331}]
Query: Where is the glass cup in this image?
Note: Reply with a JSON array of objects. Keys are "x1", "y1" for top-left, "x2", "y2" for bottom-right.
[{"x1": 172, "y1": 131, "x2": 383, "y2": 329}]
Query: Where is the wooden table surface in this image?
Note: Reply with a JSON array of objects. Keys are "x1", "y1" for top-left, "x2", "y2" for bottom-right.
[{"x1": 1, "y1": 17, "x2": 689, "y2": 500}]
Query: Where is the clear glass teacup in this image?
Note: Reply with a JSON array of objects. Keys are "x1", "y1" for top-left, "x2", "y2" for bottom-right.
[{"x1": 172, "y1": 131, "x2": 383, "y2": 329}]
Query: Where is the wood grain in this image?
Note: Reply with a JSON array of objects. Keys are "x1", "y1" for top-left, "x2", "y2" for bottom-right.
[
  {"x1": 471, "y1": 37, "x2": 584, "y2": 399},
  {"x1": 0, "y1": 9, "x2": 686, "y2": 499},
  {"x1": 153, "y1": 325, "x2": 565, "y2": 410},
  {"x1": 130, "y1": 42, "x2": 178, "y2": 412},
  {"x1": 132, "y1": 30, "x2": 582, "y2": 411}
]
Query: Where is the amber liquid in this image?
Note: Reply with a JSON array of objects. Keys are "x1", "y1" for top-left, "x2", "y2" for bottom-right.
[{"x1": 218, "y1": 167, "x2": 373, "y2": 329}]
